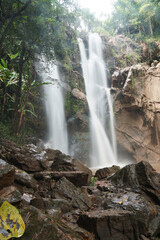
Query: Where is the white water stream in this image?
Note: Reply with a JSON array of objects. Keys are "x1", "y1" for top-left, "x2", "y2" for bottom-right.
[
  {"x1": 79, "y1": 33, "x2": 117, "y2": 168},
  {"x1": 35, "y1": 57, "x2": 69, "y2": 154}
]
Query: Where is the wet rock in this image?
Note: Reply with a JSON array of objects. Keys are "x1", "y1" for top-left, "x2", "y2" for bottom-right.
[
  {"x1": 0, "y1": 140, "x2": 46, "y2": 172},
  {"x1": 34, "y1": 169, "x2": 89, "y2": 187},
  {"x1": 72, "y1": 158, "x2": 92, "y2": 184},
  {"x1": 22, "y1": 193, "x2": 34, "y2": 203},
  {"x1": 15, "y1": 169, "x2": 38, "y2": 190},
  {"x1": 110, "y1": 161, "x2": 160, "y2": 204},
  {"x1": 51, "y1": 153, "x2": 75, "y2": 171},
  {"x1": 46, "y1": 171, "x2": 89, "y2": 187},
  {"x1": 78, "y1": 209, "x2": 137, "y2": 240},
  {"x1": 24, "y1": 137, "x2": 44, "y2": 148},
  {"x1": 44, "y1": 149, "x2": 61, "y2": 161},
  {"x1": 72, "y1": 88, "x2": 86, "y2": 101},
  {"x1": 95, "y1": 165, "x2": 120, "y2": 180},
  {"x1": 46, "y1": 208, "x2": 62, "y2": 218},
  {"x1": 55, "y1": 177, "x2": 92, "y2": 211},
  {"x1": 78, "y1": 203, "x2": 160, "y2": 240},
  {"x1": 31, "y1": 197, "x2": 72, "y2": 214},
  {"x1": 51, "y1": 152, "x2": 92, "y2": 184},
  {"x1": 0, "y1": 186, "x2": 22, "y2": 204},
  {"x1": 0, "y1": 159, "x2": 15, "y2": 190},
  {"x1": 19, "y1": 206, "x2": 86, "y2": 240}
]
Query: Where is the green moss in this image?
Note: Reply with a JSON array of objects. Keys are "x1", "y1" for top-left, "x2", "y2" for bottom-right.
[{"x1": 65, "y1": 93, "x2": 85, "y2": 117}]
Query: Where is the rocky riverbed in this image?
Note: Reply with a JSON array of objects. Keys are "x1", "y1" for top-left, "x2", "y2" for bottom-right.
[{"x1": 0, "y1": 139, "x2": 160, "y2": 240}]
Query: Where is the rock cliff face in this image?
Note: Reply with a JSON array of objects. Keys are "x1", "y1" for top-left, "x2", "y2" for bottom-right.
[
  {"x1": 113, "y1": 63, "x2": 160, "y2": 171},
  {"x1": 65, "y1": 35, "x2": 160, "y2": 168}
]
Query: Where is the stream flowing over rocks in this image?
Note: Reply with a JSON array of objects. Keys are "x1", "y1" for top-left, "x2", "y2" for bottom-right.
[{"x1": 0, "y1": 139, "x2": 160, "y2": 239}]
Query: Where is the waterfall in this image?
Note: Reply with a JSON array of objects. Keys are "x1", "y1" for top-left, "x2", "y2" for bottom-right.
[
  {"x1": 79, "y1": 33, "x2": 117, "y2": 168},
  {"x1": 35, "y1": 56, "x2": 69, "y2": 155}
]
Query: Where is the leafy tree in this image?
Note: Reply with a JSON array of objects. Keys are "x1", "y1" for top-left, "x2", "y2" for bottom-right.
[{"x1": 0, "y1": 0, "x2": 80, "y2": 135}]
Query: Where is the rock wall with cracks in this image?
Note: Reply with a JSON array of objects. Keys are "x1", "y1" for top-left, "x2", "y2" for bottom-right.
[{"x1": 113, "y1": 62, "x2": 160, "y2": 171}]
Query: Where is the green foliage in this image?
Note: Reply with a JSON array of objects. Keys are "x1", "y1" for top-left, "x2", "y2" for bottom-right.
[
  {"x1": 0, "y1": 0, "x2": 81, "y2": 135},
  {"x1": 105, "y1": 0, "x2": 160, "y2": 38},
  {"x1": 65, "y1": 92, "x2": 85, "y2": 117},
  {"x1": 0, "y1": 59, "x2": 18, "y2": 87},
  {"x1": 90, "y1": 177, "x2": 98, "y2": 186}
]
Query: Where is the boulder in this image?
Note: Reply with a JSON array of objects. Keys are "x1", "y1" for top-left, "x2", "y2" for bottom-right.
[
  {"x1": 31, "y1": 197, "x2": 72, "y2": 214},
  {"x1": 72, "y1": 88, "x2": 86, "y2": 101},
  {"x1": 0, "y1": 159, "x2": 15, "y2": 190},
  {"x1": 15, "y1": 169, "x2": 38, "y2": 190},
  {"x1": 0, "y1": 186, "x2": 22, "y2": 204},
  {"x1": 110, "y1": 161, "x2": 160, "y2": 204},
  {"x1": 78, "y1": 170, "x2": 160, "y2": 240},
  {"x1": 54, "y1": 177, "x2": 92, "y2": 211},
  {"x1": 51, "y1": 152, "x2": 92, "y2": 184},
  {"x1": 78, "y1": 209, "x2": 137, "y2": 240},
  {"x1": 0, "y1": 140, "x2": 46, "y2": 172},
  {"x1": 43, "y1": 171, "x2": 89, "y2": 187},
  {"x1": 78, "y1": 205, "x2": 160, "y2": 240},
  {"x1": 46, "y1": 209, "x2": 62, "y2": 218},
  {"x1": 95, "y1": 165, "x2": 120, "y2": 180},
  {"x1": 19, "y1": 206, "x2": 89, "y2": 240}
]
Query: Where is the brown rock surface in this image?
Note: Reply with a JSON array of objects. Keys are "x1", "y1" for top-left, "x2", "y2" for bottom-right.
[
  {"x1": 15, "y1": 168, "x2": 38, "y2": 190},
  {"x1": 95, "y1": 165, "x2": 120, "y2": 180},
  {"x1": 19, "y1": 206, "x2": 91, "y2": 240},
  {"x1": 72, "y1": 88, "x2": 86, "y2": 101},
  {"x1": 0, "y1": 159, "x2": 15, "y2": 190},
  {"x1": 31, "y1": 197, "x2": 72, "y2": 213},
  {"x1": 110, "y1": 161, "x2": 160, "y2": 204},
  {"x1": 0, "y1": 140, "x2": 46, "y2": 172},
  {"x1": 0, "y1": 185, "x2": 22, "y2": 204},
  {"x1": 113, "y1": 63, "x2": 160, "y2": 170},
  {"x1": 55, "y1": 177, "x2": 92, "y2": 211},
  {"x1": 44, "y1": 171, "x2": 89, "y2": 187}
]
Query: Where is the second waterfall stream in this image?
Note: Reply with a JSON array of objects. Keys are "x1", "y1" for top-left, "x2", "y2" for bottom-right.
[
  {"x1": 79, "y1": 33, "x2": 117, "y2": 168},
  {"x1": 35, "y1": 56, "x2": 69, "y2": 155}
]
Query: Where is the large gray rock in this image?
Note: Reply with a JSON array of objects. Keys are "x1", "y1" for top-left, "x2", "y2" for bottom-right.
[
  {"x1": 19, "y1": 206, "x2": 91, "y2": 240},
  {"x1": 31, "y1": 197, "x2": 72, "y2": 214},
  {"x1": 95, "y1": 165, "x2": 120, "y2": 180},
  {"x1": 51, "y1": 152, "x2": 92, "y2": 185},
  {"x1": 0, "y1": 186, "x2": 22, "y2": 204},
  {"x1": 72, "y1": 88, "x2": 86, "y2": 101},
  {"x1": 42, "y1": 171, "x2": 89, "y2": 187},
  {"x1": 15, "y1": 169, "x2": 38, "y2": 190},
  {"x1": 77, "y1": 163, "x2": 160, "y2": 240},
  {"x1": 78, "y1": 204, "x2": 160, "y2": 240},
  {"x1": 54, "y1": 177, "x2": 92, "y2": 211},
  {"x1": 0, "y1": 159, "x2": 15, "y2": 190},
  {"x1": 0, "y1": 140, "x2": 47, "y2": 172},
  {"x1": 110, "y1": 161, "x2": 160, "y2": 204}
]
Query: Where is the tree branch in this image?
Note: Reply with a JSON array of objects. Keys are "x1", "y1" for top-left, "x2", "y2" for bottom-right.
[{"x1": 0, "y1": 0, "x2": 32, "y2": 50}]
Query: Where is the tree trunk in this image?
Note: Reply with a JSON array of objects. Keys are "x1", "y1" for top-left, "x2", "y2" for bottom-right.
[
  {"x1": 13, "y1": 41, "x2": 25, "y2": 133},
  {"x1": 149, "y1": 17, "x2": 153, "y2": 36},
  {"x1": 1, "y1": 84, "x2": 7, "y2": 119}
]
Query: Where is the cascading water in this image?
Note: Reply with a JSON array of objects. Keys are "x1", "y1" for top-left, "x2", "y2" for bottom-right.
[
  {"x1": 79, "y1": 33, "x2": 117, "y2": 168},
  {"x1": 35, "y1": 56, "x2": 69, "y2": 154}
]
